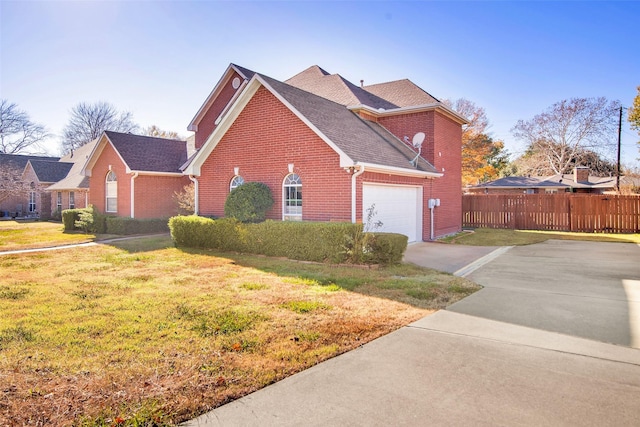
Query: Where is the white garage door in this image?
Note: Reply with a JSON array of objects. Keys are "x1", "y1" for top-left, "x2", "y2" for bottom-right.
[{"x1": 362, "y1": 184, "x2": 422, "y2": 242}]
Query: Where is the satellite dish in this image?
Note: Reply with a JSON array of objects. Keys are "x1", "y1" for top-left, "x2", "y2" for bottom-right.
[{"x1": 412, "y1": 132, "x2": 425, "y2": 148}]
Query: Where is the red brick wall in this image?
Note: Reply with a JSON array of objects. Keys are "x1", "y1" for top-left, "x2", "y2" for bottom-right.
[
  {"x1": 89, "y1": 142, "x2": 130, "y2": 216},
  {"x1": 378, "y1": 110, "x2": 463, "y2": 238},
  {"x1": 194, "y1": 70, "x2": 245, "y2": 150},
  {"x1": 432, "y1": 113, "x2": 462, "y2": 237},
  {"x1": 198, "y1": 86, "x2": 352, "y2": 221},
  {"x1": 133, "y1": 175, "x2": 190, "y2": 218}
]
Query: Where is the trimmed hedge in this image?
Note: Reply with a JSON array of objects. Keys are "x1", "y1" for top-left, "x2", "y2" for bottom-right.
[
  {"x1": 224, "y1": 182, "x2": 274, "y2": 223},
  {"x1": 105, "y1": 217, "x2": 169, "y2": 235},
  {"x1": 62, "y1": 208, "x2": 88, "y2": 231},
  {"x1": 168, "y1": 216, "x2": 408, "y2": 265}
]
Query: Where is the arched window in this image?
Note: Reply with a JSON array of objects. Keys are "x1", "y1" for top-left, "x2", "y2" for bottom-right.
[
  {"x1": 230, "y1": 175, "x2": 244, "y2": 192},
  {"x1": 105, "y1": 171, "x2": 117, "y2": 213},
  {"x1": 283, "y1": 173, "x2": 302, "y2": 221}
]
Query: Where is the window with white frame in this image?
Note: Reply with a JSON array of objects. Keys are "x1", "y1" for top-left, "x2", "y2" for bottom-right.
[
  {"x1": 28, "y1": 183, "x2": 36, "y2": 212},
  {"x1": 106, "y1": 170, "x2": 117, "y2": 212},
  {"x1": 69, "y1": 191, "x2": 75, "y2": 209},
  {"x1": 283, "y1": 173, "x2": 302, "y2": 220},
  {"x1": 56, "y1": 192, "x2": 62, "y2": 212},
  {"x1": 230, "y1": 175, "x2": 244, "y2": 192}
]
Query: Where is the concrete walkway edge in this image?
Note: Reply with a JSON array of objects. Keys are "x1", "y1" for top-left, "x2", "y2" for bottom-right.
[{"x1": 453, "y1": 245, "x2": 513, "y2": 277}]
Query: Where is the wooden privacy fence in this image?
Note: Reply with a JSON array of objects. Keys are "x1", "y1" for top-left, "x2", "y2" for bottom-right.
[{"x1": 462, "y1": 194, "x2": 640, "y2": 233}]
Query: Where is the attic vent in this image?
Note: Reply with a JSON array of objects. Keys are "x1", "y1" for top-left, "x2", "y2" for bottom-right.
[{"x1": 232, "y1": 77, "x2": 241, "y2": 89}]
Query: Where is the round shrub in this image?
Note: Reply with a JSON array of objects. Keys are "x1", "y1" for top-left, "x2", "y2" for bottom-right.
[{"x1": 224, "y1": 182, "x2": 274, "y2": 223}]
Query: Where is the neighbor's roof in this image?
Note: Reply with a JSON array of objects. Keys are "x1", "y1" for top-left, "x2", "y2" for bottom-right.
[
  {"x1": 472, "y1": 174, "x2": 617, "y2": 189},
  {"x1": 47, "y1": 139, "x2": 98, "y2": 190},
  {"x1": 105, "y1": 131, "x2": 188, "y2": 173},
  {"x1": 262, "y1": 74, "x2": 439, "y2": 174},
  {"x1": 26, "y1": 160, "x2": 73, "y2": 183},
  {"x1": 0, "y1": 153, "x2": 59, "y2": 171}
]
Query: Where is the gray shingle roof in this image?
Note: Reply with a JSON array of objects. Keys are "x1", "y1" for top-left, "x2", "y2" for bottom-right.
[
  {"x1": 261, "y1": 74, "x2": 438, "y2": 174},
  {"x1": 473, "y1": 174, "x2": 617, "y2": 189},
  {"x1": 28, "y1": 160, "x2": 73, "y2": 183},
  {"x1": 285, "y1": 66, "x2": 439, "y2": 109},
  {"x1": 105, "y1": 131, "x2": 187, "y2": 173},
  {"x1": 0, "y1": 153, "x2": 59, "y2": 171}
]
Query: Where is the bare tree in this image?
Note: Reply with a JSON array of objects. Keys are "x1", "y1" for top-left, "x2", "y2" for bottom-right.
[
  {"x1": 61, "y1": 101, "x2": 138, "y2": 153},
  {"x1": 142, "y1": 125, "x2": 183, "y2": 140},
  {"x1": 512, "y1": 97, "x2": 620, "y2": 175},
  {"x1": 0, "y1": 100, "x2": 49, "y2": 154}
]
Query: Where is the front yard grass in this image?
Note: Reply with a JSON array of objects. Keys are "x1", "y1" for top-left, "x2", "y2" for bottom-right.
[
  {"x1": 0, "y1": 220, "x2": 95, "y2": 252},
  {"x1": 441, "y1": 228, "x2": 640, "y2": 246},
  {"x1": 0, "y1": 235, "x2": 479, "y2": 426}
]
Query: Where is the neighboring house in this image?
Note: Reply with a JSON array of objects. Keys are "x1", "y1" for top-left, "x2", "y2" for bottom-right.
[
  {"x1": 22, "y1": 159, "x2": 73, "y2": 218},
  {"x1": 46, "y1": 139, "x2": 99, "y2": 216},
  {"x1": 82, "y1": 63, "x2": 466, "y2": 241},
  {"x1": 83, "y1": 131, "x2": 190, "y2": 218},
  {"x1": 467, "y1": 167, "x2": 617, "y2": 194},
  {"x1": 0, "y1": 153, "x2": 60, "y2": 218}
]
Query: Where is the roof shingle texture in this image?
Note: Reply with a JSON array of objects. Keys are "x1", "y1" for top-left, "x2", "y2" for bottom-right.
[
  {"x1": 29, "y1": 160, "x2": 73, "y2": 183},
  {"x1": 47, "y1": 139, "x2": 97, "y2": 190},
  {"x1": 261, "y1": 74, "x2": 438, "y2": 173},
  {"x1": 105, "y1": 131, "x2": 187, "y2": 173}
]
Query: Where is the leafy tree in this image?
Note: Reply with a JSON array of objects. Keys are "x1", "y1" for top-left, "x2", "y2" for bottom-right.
[
  {"x1": 629, "y1": 86, "x2": 640, "y2": 151},
  {"x1": 512, "y1": 143, "x2": 616, "y2": 177},
  {"x1": 0, "y1": 99, "x2": 49, "y2": 154},
  {"x1": 444, "y1": 98, "x2": 509, "y2": 185},
  {"x1": 512, "y1": 97, "x2": 620, "y2": 175},
  {"x1": 224, "y1": 182, "x2": 273, "y2": 223},
  {"x1": 142, "y1": 125, "x2": 183, "y2": 140},
  {"x1": 62, "y1": 101, "x2": 138, "y2": 153}
]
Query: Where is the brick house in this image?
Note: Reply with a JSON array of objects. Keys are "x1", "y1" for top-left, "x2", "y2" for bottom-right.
[
  {"x1": 0, "y1": 153, "x2": 60, "y2": 218},
  {"x1": 81, "y1": 63, "x2": 466, "y2": 241},
  {"x1": 46, "y1": 139, "x2": 99, "y2": 216},
  {"x1": 82, "y1": 131, "x2": 190, "y2": 218},
  {"x1": 183, "y1": 64, "x2": 466, "y2": 241}
]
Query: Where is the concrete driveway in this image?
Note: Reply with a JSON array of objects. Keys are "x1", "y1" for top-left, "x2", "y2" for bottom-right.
[{"x1": 185, "y1": 240, "x2": 640, "y2": 426}]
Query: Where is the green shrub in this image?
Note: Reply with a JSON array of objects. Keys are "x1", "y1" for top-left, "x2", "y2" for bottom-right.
[
  {"x1": 224, "y1": 182, "x2": 274, "y2": 223},
  {"x1": 365, "y1": 233, "x2": 408, "y2": 265},
  {"x1": 62, "y1": 208, "x2": 88, "y2": 231},
  {"x1": 169, "y1": 216, "x2": 408, "y2": 265},
  {"x1": 105, "y1": 217, "x2": 169, "y2": 235}
]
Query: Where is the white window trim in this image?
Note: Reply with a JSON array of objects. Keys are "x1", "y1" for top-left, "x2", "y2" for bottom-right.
[
  {"x1": 230, "y1": 175, "x2": 244, "y2": 192},
  {"x1": 106, "y1": 171, "x2": 118, "y2": 213},
  {"x1": 283, "y1": 173, "x2": 302, "y2": 221}
]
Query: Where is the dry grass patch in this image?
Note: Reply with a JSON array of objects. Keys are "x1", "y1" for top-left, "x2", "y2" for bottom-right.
[
  {"x1": 0, "y1": 220, "x2": 95, "y2": 251},
  {"x1": 0, "y1": 236, "x2": 479, "y2": 426}
]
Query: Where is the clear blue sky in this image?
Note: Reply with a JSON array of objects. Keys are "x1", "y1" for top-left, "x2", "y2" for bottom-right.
[{"x1": 1, "y1": 0, "x2": 638, "y2": 167}]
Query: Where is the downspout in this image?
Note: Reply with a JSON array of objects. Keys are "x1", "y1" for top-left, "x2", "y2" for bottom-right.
[
  {"x1": 130, "y1": 172, "x2": 139, "y2": 218},
  {"x1": 351, "y1": 165, "x2": 365, "y2": 223},
  {"x1": 189, "y1": 175, "x2": 199, "y2": 215}
]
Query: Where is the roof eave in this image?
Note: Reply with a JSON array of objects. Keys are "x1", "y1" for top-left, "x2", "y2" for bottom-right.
[
  {"x1": 355, "y1": 162, "x2": 442, "y2": 179},
  {"x1": 347, "y1": 103, "x2": 468, "y2": 124}
]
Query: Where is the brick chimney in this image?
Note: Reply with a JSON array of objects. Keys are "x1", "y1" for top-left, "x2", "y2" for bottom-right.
[{"x1": 574, "y1": 166, "x2": 590, "y2": 183}]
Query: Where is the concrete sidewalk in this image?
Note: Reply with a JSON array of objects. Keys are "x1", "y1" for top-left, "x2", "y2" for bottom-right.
[{"x1": 185, "y1": 240, "x2": 640, "y2": 426}]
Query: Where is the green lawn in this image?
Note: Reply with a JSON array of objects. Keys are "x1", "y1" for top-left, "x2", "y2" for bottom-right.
[
  {"x1": 0, "y1": 234, "x2": 479, "y2": 426},
  {"x1": 441, "y1": 228, "x2": 640, "y2": 246},
  {"x1": 0, "y1": 220, "x2": 95, "y2": 251}
]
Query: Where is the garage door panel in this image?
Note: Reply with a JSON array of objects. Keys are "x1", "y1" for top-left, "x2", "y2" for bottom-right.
[{"x1": 362, "y1": 184, "x2": 422, "y2": 242}]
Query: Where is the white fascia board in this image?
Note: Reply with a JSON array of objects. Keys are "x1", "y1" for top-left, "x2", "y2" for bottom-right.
[
  {"x1": 348, "y1": 103, "x2": 468, "y2": 125},
  {"x1": 184, "y1": 77, "x2": 262, "y2": 176},
  {"x1": 355, "y1": 162, "x2": 442, "y2": 179},
  {"x1": 81, "y1": 133, "x2": 129, "y2": 177},
  {"x1": 187, "y1": 64, "x2": 250, "y2": 132},
  {"x1": 257, "y1": 75, "x2": 353, "y2": 167},
  {"x1": 129, "y1": 171, "x2": 184, "y2": 177}
]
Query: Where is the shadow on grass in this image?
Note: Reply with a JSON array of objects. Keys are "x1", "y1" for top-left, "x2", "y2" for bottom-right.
[{"x1": 106, "y1": 234, "x2": 480, "y2": 310}]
